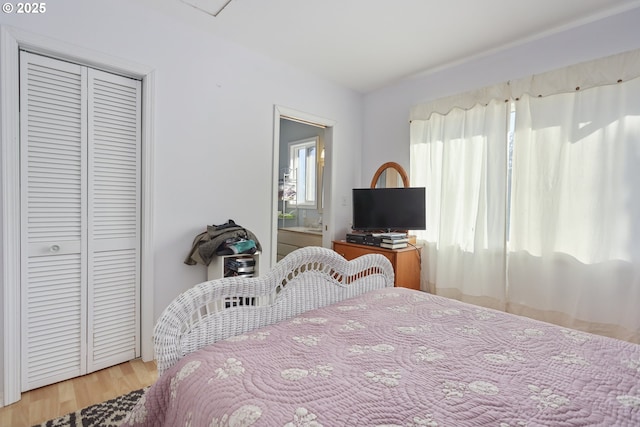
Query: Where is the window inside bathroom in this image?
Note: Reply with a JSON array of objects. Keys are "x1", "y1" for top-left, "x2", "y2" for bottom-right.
[{"x1": 288, "y1": 137, "x2": 318, "y2": 207}]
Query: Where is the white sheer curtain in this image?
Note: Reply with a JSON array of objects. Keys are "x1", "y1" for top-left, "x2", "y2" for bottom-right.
[
  {"x1": 410, "y1": 48, "x2": 640, "y2": 343},
  {"x1": 508, "y1": 79, "x2": 640, "y2": 342},
  {"x1": 409, "y1": 100, "x2": 508, "y2": 310}
]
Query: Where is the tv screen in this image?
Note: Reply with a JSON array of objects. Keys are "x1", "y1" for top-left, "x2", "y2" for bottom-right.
[{"x1": 352, "y1": 187, "x2": 426, "y2": 232}]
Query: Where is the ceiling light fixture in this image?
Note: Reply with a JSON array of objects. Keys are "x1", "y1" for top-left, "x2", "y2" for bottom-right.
[{"x1": 181, "y1": 0, "x2": 233, "y2": 17}]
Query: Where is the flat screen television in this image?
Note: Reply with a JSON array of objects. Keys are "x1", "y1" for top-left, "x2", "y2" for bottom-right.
[{"x1": 352, "y1": 187, "x2": 426, "y2": 232}]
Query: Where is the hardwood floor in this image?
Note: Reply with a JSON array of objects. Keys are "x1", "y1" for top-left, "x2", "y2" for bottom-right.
[{"x1": 0, "y1": 358, "x2": 157, "y2": 427}]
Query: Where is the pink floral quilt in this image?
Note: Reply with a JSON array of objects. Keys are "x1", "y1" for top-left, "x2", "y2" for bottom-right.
[{"x1": 123, "y1": 288, "x2": 640, "y2": 426}]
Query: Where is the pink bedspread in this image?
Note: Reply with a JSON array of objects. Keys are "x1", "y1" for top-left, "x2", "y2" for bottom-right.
[{"x1": 123, "y1": 288, "x2": 640, "y2": 426}]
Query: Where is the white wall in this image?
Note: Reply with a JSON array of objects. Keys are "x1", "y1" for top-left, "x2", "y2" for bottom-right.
[
  {"x1": 0, "y1": 0, "x2": 363, "y2": 357},
  {"x1": 362, "y1": 6, "x2": 640, "y2": 185}
]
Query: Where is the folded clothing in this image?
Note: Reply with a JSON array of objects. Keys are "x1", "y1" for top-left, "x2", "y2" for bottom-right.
[
  {"x1": 185, "y1": 219, "x2": 262, "y2": 266},
  {"x1": 217, "y1": 238, "x2": 257, "y2": 255}
]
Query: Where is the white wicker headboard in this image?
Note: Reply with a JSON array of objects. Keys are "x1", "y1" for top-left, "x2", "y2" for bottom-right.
[{"x1": 154, "y1": 246, "x2": 395, "y2": 374}]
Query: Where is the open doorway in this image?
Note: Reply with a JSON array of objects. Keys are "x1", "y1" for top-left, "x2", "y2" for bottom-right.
[{"x1": 272, "y1": 106, "x2": 334, "y2": 266}]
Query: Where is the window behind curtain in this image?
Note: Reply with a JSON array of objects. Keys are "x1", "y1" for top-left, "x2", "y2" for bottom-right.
[{"x1": 410, "y1": 48, "x2": 640, "y2": 342}]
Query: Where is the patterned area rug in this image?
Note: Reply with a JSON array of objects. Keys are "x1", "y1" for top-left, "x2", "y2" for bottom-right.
[{"x1": 33, "y1": 387, "x2": 147, "y2": 427}]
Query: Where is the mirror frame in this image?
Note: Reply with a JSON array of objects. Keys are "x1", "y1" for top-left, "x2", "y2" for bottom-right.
[{"x1": 370, "y1": 161, "x2": 410, "y2": 188}]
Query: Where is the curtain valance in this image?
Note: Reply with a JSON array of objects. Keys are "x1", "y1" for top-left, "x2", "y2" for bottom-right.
[
  {"x1": 409, "y1": 82, "x2": 509, "y2": 121},
  {"x1": 410, "y1": 48, "x2": 640, "y2": 121}
]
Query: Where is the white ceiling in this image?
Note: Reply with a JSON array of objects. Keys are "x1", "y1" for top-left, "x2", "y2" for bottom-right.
[{"x1": 171, "y1": 0, "x2": 640, "y2": 93}]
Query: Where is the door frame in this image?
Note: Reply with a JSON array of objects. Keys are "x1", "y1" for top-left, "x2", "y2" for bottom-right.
[
  {"x1": 271, "y1": 106, "x2": 335, "y2": 267},
  {"x1": 0, "y1": 25, "x2": 156, "y2": 406}
]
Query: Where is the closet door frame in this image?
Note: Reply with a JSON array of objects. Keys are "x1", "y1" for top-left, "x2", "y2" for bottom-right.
[{"x1": 0, "y1": 25, "x2": 155, "y2": 406}]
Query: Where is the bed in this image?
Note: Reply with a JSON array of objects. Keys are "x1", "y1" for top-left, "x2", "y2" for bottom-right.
[{"x1": 123, "y1": 247, "x2": 640, "y2": 426}]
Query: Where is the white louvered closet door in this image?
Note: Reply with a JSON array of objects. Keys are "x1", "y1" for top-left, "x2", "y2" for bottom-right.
[
  {"x1": 87, "y1": 68, "x2": 141, "y2": 372},
  {"x1": 19, "y1": 52, "x2": 141, "y2": 391}
]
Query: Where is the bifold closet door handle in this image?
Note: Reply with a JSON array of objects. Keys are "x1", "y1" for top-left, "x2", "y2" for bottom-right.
[{"x1": 50, "y1": 244, "x2": 60, "y2": 252}]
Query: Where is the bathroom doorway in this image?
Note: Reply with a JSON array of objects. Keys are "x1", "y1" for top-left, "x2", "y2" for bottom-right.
[{"x1": 271, "y1": 106, "x2": 334, "y2": 265}]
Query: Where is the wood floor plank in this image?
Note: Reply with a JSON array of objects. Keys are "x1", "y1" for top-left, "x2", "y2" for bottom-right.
[
  {"x1": 72, "y1": 378, "x2": 93, "y2": 411},
  {"x1": 58, "y1": 381, "x2": 75, "y2": 403},
  {"x1": 0, "y1": 359, "x2": 157, "y2": 427}
]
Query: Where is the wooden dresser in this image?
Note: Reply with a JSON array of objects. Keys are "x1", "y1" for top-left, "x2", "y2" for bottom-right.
[{"x1": 332, "y1": 240, "x2": 422, "y2": 290}]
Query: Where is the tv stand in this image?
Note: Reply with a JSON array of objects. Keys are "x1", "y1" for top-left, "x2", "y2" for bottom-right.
[{"x1": 332, "y1": 240, "x2": 422, "y2": 290}]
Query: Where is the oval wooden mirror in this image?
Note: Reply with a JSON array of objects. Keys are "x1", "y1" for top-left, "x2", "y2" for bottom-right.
[{"x1": 370, "y1": 162, "x2": 409, "y2": 188}]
